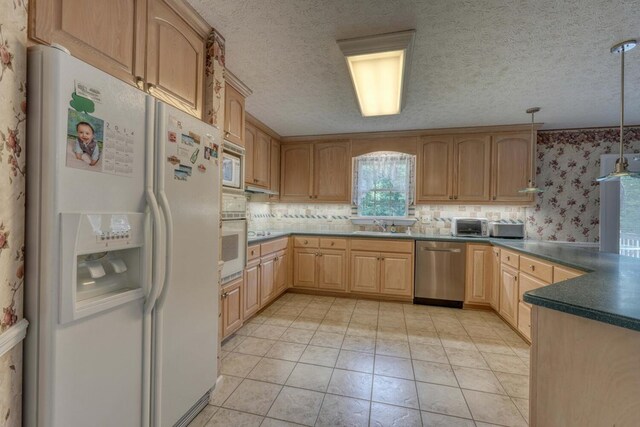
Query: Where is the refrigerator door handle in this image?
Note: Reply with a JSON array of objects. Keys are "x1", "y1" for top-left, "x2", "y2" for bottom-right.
[
  {"x1": 143, "y1": 188, "x2": 164, "y2": 315},
  {"x1": 156, "y1": 190, "x2": 174, "y2": 309}
]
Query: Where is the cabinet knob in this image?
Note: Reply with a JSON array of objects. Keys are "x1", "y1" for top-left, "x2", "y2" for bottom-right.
[
  {"x1": 514, "y1": 276, "x2": 518, "y2": 281},
  {"x1": 225, "y1": 131, "x2": 230, "y2": 137},
  {"x1": 506, "y1": 256, "x2": 510, "y2": 261},
  {"x1": 318, "y1": 253, "x2": 323, "y2": 257},
  {"x1": 304, "y1": 240, "x2": 308, "y2": 244},
  {"x1": 449, "y1": 196, "x2": 453, "y2": 200},
  {"x1": 530, "y1": 265, "x2": 535, "y2": 271},
  {"x1": 146, "y1": 83, "x2": 156, "y2": 94},
  {"x1": 330, "y1": 242, "x2": 334, "y2": 246},
  {"x1": 135, "y1": 76, "x2": 145, "y2": 90},
  {"x1": 492, "y1": 196, "x2": 497, "y2": 201},
  {"x1": 454, "y1": 195, "x2": 458, "y2": 200}
]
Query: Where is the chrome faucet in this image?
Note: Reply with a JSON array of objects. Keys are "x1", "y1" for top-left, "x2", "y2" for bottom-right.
[{"x1": 373, "y1": 219, "x2": 388, "y2": 232}]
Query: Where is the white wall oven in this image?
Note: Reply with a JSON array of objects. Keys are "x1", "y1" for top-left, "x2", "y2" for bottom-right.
[
  {"x1": 221, "y1": 193, "x2": 247, "y2": 283},
  {"x1": 222, "y1": 141, "x2": 244, "y2": 191}
]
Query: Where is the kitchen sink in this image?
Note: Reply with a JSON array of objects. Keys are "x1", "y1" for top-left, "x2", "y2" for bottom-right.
[{"x1": 351, "y1": 231, "x2": 402, "y2": 236}]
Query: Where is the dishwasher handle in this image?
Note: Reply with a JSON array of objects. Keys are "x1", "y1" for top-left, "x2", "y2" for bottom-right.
[{"x1": 420, "y1": 247, "x2": 462, "y2": 253}]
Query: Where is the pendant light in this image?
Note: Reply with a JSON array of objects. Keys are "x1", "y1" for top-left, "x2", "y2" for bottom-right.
[
  {"x1": 518, "y1": 107, "x2": 544, "y2": 193},
  {"x1": 596, "y1": 39, "x2": 640, "y2": 182}
]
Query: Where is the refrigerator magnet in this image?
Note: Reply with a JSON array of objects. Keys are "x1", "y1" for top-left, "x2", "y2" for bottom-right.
[
  {"x1": 204, "y1": 146, "x2": 211, "y2": 160},
  {"x1": 211, "y1": 143, "x2": 219, "y2": 159},
  {"x1": 189, "y1": 131, "x2": 201, "y2": 144},
  {"x1": 181, "y1": 133, "x2": 196, "y2": 146},
  {"x1": 167, "y1": 155, "x2": 180, "y2": 165},
  {"x1": 168, "y1": 131, "x2": 177, "y2": 143},
  {"x1": 198, "y1": 164, "x2": 206, "y2": 173},
  {"x1": 190, "y1": 148, "x2": 200, "y2": 164}
]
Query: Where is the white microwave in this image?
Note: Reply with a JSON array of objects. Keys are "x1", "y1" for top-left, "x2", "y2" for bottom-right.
[{"x1": 222, "y1": 143, "x2": 244, "y2": 190}]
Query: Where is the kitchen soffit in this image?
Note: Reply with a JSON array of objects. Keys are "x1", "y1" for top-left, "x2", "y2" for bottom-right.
[{"x1": 188, "y1": 0, "x2": 640, "y2": 136}]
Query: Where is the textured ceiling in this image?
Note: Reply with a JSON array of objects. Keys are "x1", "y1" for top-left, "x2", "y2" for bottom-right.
[{"x1": 188, "y1": 0, "x2": 640, "y2": 136}]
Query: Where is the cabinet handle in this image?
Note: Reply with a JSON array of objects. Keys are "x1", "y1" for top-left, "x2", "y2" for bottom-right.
[
  {"x1": 381, "y1": 257, "x2": 385, "y2": 260},
  {"x1": 529, "y1": 265, "x2": 535, "y2": 271},
  {"x1": 146, "y1": 83, "x2": 156, "y2": 94},
  {"x1": 135, "y1": 76, "x2": 145, "y2": 90},
  {"x1": 330, "y1": 242, "x2": 334, "y2": 246},
  {"x1": 514, "y1": 276, "x2": 518, "y2": 281},
  {"x1": 454, "y1": 195, "x2": 458, "y2": 200},
  {"x1": 506, "y1": 256, "x2": 510, "y2": 261},
  {"x1": 449, "y1": 196, "x2": 453, "y2": 200},
  {"x1": 225, "y1": 131, "x2": 230, "y2": 137},
  {"x1": 493, "y1": 196, "x2": 497, "y2": 201},
  {"x1": 318, "y1": 253, "x2": 323, "y2": 257}
]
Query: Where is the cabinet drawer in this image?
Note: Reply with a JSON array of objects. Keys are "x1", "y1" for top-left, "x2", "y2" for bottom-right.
[
  {"x1": 350, "y1": 239, "x2": 413, "y2": 253},
  {"x1": 517, "y1": 301, "x2": 531, "y2": 341},
  {"x1": 294, "y1": 236, "x2": 319, "y2": 248},
  {"x1": 501, "y1": 249, "x2": 520, "y2": 268},
  {"x1": 320, "y1": 238, "x2": 347, "y2": 250},
  {"x1": 553, "y1": 265, "x2": 584, "y2": 283},
  {"x1": 520, "y1": 255, "x2": 553, "y2": 283},
  {"x1": 248, "y1": 245, "x2": 261, "y2": 261},
  {"x1": 519, "y1": 272, "x2": 547, "y2": 302},
  {"x1": 261, "y1": 237, "x2": 288, "y2": 255}
]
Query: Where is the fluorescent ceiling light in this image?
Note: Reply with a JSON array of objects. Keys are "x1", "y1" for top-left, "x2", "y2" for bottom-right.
[{"x1": 338, "y1": 30, "x2": 415, "y2": 117}]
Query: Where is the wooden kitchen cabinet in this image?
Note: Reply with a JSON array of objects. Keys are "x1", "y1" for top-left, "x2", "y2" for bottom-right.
[
  {"x1": 270, "y1": 139, "x2": 281, "y2": 195},
  {"x1": 490, "y1": 247, "x2": 501, "y2": 310},
  {"x1": 280, "y1": 144, "x2": 313, "y2": 201},
  {"x1": 416, "y1": 136, "x2": 454, "y2": 202},
  {"x1": 465, "y1": 244, "x2": 492, "y2": 305},
  {"x1": 274, "y1": 249, "x2": 287, "y2": 293},
  {"x1": 317, "y1": 250, "x2": 348, "y2": 292},
  {"x1": 243, "y1": 260, "x2": 260, "y2": 318},
  {"x1": 313, "y1": 141, "x2": 351, "y2": 202},
  {"x1": 30, "y1": 0, "x2": 147, "y2": 87},
  {"x1": 221, "y1": 277, "x2": 243, "y2": 338},
  {"x1": 245, "y1": 122, "x2": 257, "y2": 185},
  {"x1": 491, "y1": 133, "x2": 533, "y2": 202},
  {"x1": 252, "y1": 131, "x2": 271, "y2": 188},
  {"x1": 499, "y1": 263, "x2": 519, "y2": 327},
  {"x1": 293, "y1": 248, "x2": 318, "y2": 288},
  {"x1": 454, "y1": 135, "x2": 492, "y2": 202},
  {"x1": 380, "y1": 253, "x2": 413, "y2": 297},
  {"x1": 280, "y1": 141, "x2": 351, "y2": 202},
  {"x1": 224, "y1": 83, "x2": 245, "y2": 146},
  {"x1": 146, "y1": 0, "x2": 207, "y2": 118},
  {"x1": 260, "y1": 254, "x2": 275, "y2": 305},
  {"x1": 350, "y1": 251, "x2": 380, "y2": 293}
]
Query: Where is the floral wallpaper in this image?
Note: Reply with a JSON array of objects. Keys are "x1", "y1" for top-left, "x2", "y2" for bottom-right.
[
  {"x1": 526, "y1": 128, "x2": 640, "y2": 242},
  {"x1": 0, "y1": 0, "x2": 27, "y2": 425},
  {"x1": 204, "y1": 29, "x2": 225, "y2": 128}
]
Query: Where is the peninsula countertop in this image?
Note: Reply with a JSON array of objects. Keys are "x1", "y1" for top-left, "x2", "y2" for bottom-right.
[{"x1": 247, "y1": 230, "x2": 640, "y2": 332}]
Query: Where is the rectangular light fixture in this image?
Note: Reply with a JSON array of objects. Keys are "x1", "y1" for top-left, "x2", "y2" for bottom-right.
[{"x1": 338, "y1": 30, "x2": 415, "y2": 117}]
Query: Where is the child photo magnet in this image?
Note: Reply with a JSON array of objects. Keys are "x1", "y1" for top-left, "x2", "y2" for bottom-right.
[{"x1": 66, "y1": 108, "x2": 105, "y2": 171}]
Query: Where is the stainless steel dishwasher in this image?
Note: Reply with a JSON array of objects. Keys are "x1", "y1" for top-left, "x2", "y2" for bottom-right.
[{"x1": 415, "y1": 241, "x2": 466, "y2": 308}]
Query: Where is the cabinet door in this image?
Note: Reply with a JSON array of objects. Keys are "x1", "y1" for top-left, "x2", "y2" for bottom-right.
[
  {"x1": 245, "y1": 122, "x2": 257, "y2": 185},
  {"x1": 293, "y1": 249, "x2": 317, "y2": 288},
  {"x1": 350, "y1": 251, "x2": 380, "y2": 294},
  {"x1": 260, "y1": 255, "x2": 275, "y2": 305},
  {"x1": 317, "y1": 250, "x2": 347, "y2": 292},
  {"x1": 417, "y1": 136, "x2": 453, "y2": 202},
  {"x1": 280, "y1": 144, "x2": 313, "y2": 201},
  {"x1": 243, "y1": 261, "x2": 260, "y2": 318},
  {"x1": 224, "y1": 84, "x2": 245, "y2": 146},
  {"x1": 313, "y1": 141, "x2": 351, "y2": 202},
  {"x1": 499, "y1": 264, "x2": 519, "y2": 327},
  {"x1": 490, "y1": 247, "x2": 501, "y2": 310},
  {"x1": 221, "y1": 278, "x2": 243, "y2": 338},
  {"x1": 465, "y1": 244, "x2": 492, "y2": 304},
  {"x1": 380, "y1": 253, "x2": 413, "y2": 297},
  {"x1": 147, "y1": 0, "x2": 206, "y2": 118},
  {"x1": 30, "y1": 0, "x2": 146, "y2": 87},
  {"x1": 270, "y1": 139, "x2": 281, "y2": 194},
  {"x1": 274, "y1": 250, "x2": 287, "y2": 293},
  {"x1": 253, "y1": 130, "x2": 271, "y2": 188},
  {"x1": 491, "y1": 133, "x2": 533, "y2": 202},
  {"x1": 453, "y1": 135, "x2": 491, "y2": 201}
]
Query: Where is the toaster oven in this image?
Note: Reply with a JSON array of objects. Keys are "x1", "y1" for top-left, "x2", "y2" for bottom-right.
[{"x1": 451, "y1": 218, "x2": 489, "y2": 237}]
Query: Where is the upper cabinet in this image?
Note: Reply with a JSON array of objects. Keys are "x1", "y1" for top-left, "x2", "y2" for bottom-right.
[
  {"x1": 147, "y1": 0, "x2": 207, "y2": 118},
  {"x1": 454, "y1": 135, "x2": 492, "y2": 202},
  {"x1": 280, "y1": 143, "x2": 313, "y2": 201},
  {"x1": 416, "y1": 128, "x2": 533, "y2": 204},
  {"x1": 253, "y1": 131, "x2": 271, "y2": 188},
  {"x1": 491, "y1": 133, "x2": 533, "y2": 203},
  {"x1": 280, "y1": 141, "x2": 351, "y2": 203},
  {"x1": 244, "y1": 117, "x2": 279, "y2": 191},
  {"x1": 313, "y1": 141, "x2": 351, "y2": 202},
  {"x1": 30, "y1": 0, "x2": 210, "y2": 119},
  {"x1": 244, "y1": 122, "x2": 257, "y2": 185},
  {"x1": 30, "y1": 0, "x2": 147, "y2": 87},
  {"x1": 417, "y1": 136, "x2": 453, "y2": 202},
  {"x1": 224, "y1": 83, "x2": 245, "y2": 147}
]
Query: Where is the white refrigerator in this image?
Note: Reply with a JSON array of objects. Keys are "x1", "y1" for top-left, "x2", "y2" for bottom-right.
[{"x1": 25, "y1": 45, "x2": 220, "y2": 427}]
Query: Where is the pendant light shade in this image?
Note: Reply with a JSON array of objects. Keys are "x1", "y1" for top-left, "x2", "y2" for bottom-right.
[
  {"x1": 518, "y1": 107, "x2": 545, "y2": 193},
  {"x1": 596, "y1": 39, "x2": 640, "y2": 182}
]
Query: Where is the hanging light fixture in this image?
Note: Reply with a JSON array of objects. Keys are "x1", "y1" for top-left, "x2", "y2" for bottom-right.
[
  {"x1": 518, "y1": 107, "x2": 544, "y2": 193},
  {"x1": 597, "y1": 39, "x2": 640, "y2": 182}
]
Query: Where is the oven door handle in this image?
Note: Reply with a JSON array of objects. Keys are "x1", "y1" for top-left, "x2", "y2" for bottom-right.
[{"x1": 420, "y1": 248, "x2": 462, "y2": 253}]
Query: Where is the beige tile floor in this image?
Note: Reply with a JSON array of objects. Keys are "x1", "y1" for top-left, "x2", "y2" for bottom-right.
[{"x1": 190, "y1": 293, "x2": 531, "y2": 427}]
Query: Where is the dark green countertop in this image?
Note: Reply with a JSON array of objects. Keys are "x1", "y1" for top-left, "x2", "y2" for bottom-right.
[{"x1": 247, "y1": 230, "x2": 640, "y2": 332}]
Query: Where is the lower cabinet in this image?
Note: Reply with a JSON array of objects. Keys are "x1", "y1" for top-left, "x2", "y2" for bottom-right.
[
  {"x1": 260, "y1": 253, "x2": 275, "y2": 305},
  {"x1": 349, "y1": 246, "x2": 413, "y2": 297},
  {"x1": 490, "y1": 247, "x2": 501, "y2": 310},
  {"x1": 293, "y1": 248, "x2": 318, "y2": 288},
  {"x1": 221, "y1": 277, "x2": 243, "y2": 338},
  {"x1": 465, "y1": 244, "x2": 493, "y2": 305},
  {"x1": 274, "y1": 250, "x2": 288, "y2": 294},
  {"x1": 499, "y1": 263, "x2": 519, "y2": 327},
  {"x1": 244, "y1": 259, "x2": 260, "y2": 319},
  {"x1": 293, "y1": 244, "x2": 348, "y2": 292}
]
